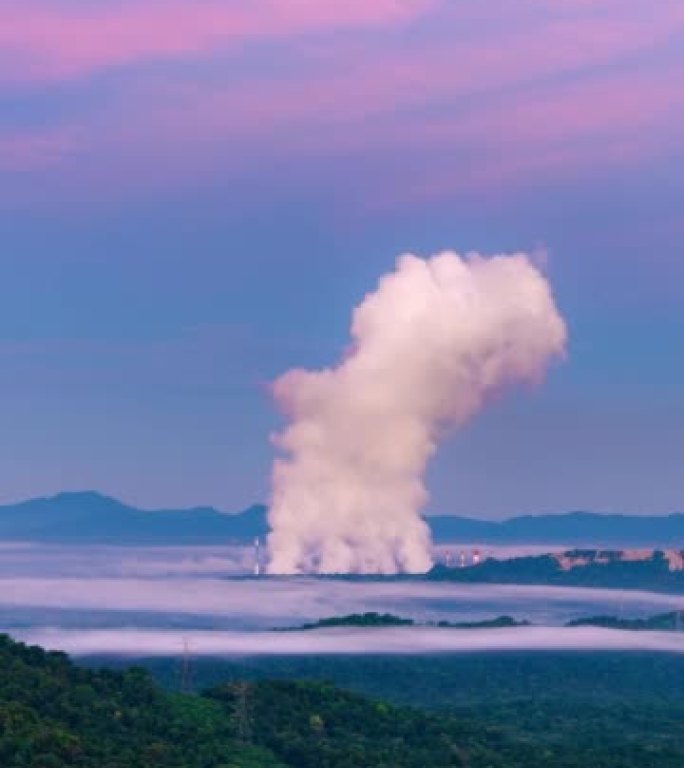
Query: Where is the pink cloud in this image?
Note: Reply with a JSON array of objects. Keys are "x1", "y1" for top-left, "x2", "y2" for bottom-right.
[
  {"x1": 0, "y1": 0, "x2": 433, "y2": 81},
  {"x1": 113, "y1": 0, "x2": 682, "y2": 147},
  {"x1": 4, "y1": 64, "x2": 681, "y2": 211},
  {"x1": 6, "y1": 0, "x2": 679, "y2": 86},
  {"x1": 2, "y1": 0, "x2": 683, "y2": 209},
  {"x1": 408, "y1": 69, "x2": 684, "y2": 153},
  {"x1": 88, "y1": 8, "x2": 680, "y2": 196},
  {"x1": 359, "y1": 67, "x2": 683, "y2": 209}
]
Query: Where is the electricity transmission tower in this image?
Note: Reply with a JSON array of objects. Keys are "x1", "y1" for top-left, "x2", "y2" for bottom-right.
[
  {"x1": 231, "y1": 681, "x2": 253, "y2": 743},
  {"x1": 179, "y1": 637, "x2": 194, "y2": 693}
]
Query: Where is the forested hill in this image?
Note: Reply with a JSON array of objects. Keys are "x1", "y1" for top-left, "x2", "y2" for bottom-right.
[
  {"x1": 0, "y1": 634, "x2": 281, "y2": 768},
  {"x1": 0, "y1": 633, "x2": 540, "y2": 768},
  {"x1": 429, "y1": 550, "x2": 684, "y2": 593},
  {"x1": 3, "y1": 633, "x2": 683, "y2": 767}
]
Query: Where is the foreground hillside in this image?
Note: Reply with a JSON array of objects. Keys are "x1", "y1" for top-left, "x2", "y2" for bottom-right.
[
  {"x1": 0, "y1": 633, "x2": 554, "y2": 768},
  {"x1": 108, "y1": 651, "x2": 684, "y2": 768},
  {"x1": 7, "y1": 634, "x2": 684, "y2": 768},
  {"x1": 0, "y1": 634, "x2": 281, "y2": 767}
]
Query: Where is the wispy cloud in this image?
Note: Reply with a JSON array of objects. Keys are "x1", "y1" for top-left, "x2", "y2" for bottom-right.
[
  {"x1": 1, "y1": 0, "x2": 682, "y2": 206},
  {"x1": 1, "y1": 0, "x2": 433, "y2": 81},
  {"x1": 369, "y1": 67, "x2": 684, "y2": 206}
]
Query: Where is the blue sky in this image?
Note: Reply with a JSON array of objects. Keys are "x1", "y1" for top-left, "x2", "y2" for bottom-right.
[{"x1": 0, "y1": 0, "x2": 682, "y2": 516}]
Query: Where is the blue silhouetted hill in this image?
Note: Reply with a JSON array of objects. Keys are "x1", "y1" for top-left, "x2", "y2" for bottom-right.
[
  {"x1": 428, "y1": 509, "x2": 684, "y2": 547},
  {"x1": 0, "y1": 491, "x2": 682, "y2": 547},
  {"x1": 0, "y1": 491, "x2": 268, "y2": 543}
]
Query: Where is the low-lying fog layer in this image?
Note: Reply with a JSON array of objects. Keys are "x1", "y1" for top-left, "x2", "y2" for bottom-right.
[
  {"x1": 0, "y1": 544, "x2": 681, "y2": 639},
  {"x1": 1, "y1": 577, "x2": 682, "y2": 631},
  {"x1": 18, "y1": 626, "x2": 684, "y2": 657},
  {"x1": 0, "y1": 543, "x2": 254, "y2": 578},
  {"x1": 0, "y1": 542, "x2": 564, "y2": 579}
]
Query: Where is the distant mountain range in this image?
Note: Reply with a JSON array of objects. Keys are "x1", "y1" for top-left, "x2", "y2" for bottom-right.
[
  {"x1": 0, "y1": 491, "x2": 681, "y2": 547},
  {"x1": 0, "y1": 491, "x2": 268, "y2": 544},
  {"x1": 428, "y1": 511, "x2": 684, "y2": 547}
]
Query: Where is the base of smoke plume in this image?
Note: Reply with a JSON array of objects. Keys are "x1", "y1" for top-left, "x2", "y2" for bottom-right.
[{"x1": 19, "y1": 626, "x2": 684, "y2": 657}]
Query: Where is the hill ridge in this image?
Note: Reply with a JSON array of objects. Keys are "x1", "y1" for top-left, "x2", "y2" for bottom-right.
[{"x1": 0, "y1": 491, "x2": 681, "y2": 546}]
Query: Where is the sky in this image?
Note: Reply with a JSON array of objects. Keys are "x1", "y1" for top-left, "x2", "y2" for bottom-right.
[{"x1": 0, "y1": 0, "x2": 682, "y2": 518}]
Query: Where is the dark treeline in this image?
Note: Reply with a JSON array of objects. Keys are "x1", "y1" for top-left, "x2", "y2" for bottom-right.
[
  {"x1": 275, "y1": 612, "x2": 415, "y2": 631},
  {"x1": 277, "y1": 612, "x2": 531, "y2": 630},
  {"x1": 566, "y1": 611, "x2": 682, "y2": 630},
  {"x1": 278, "y1": 610, "x2": 682, "y2": 632},
  {"x1": 429, "y1": 551, "x2": 684, "y2": 593}
]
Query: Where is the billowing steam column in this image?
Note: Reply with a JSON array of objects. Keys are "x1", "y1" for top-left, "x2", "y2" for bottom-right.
[{"x1": 267, "y1": 251, "x2": 567, "y2": 574}]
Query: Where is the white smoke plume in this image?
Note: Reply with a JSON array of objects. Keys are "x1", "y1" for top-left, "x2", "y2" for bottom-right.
[{"x1": 267, "y1": 251, "x2": 567, "y2": 574}]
